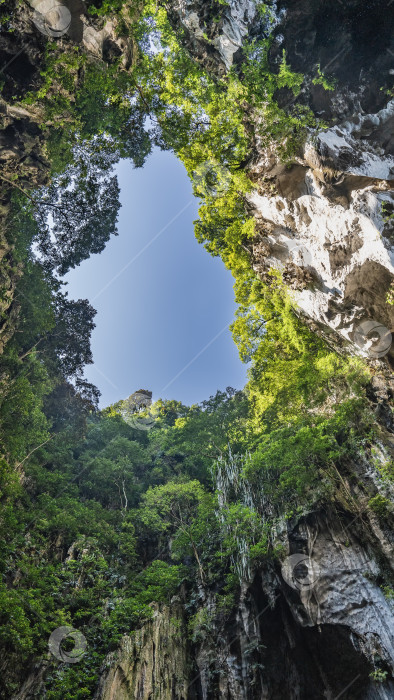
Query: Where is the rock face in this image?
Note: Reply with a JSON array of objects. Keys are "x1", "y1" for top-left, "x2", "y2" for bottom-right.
[
  {"x1": 275, "y1": 510, "x2": 394, "y2": 700},
  {"x1": 248, "y1": 100, "x2": 394, "y2": 363},
  {"x1": 164, "y1": 0, "x2": 263, "y2": 74},
  {"x1": 94, "y1": 603, "x2": 192, "y2": 700},
  {"x1": 96, "y1": 507, "x2": 394, "y2": 699},
  {"x1": 167, "y1": 0, "x2": 394, "y2": 366},
  {"x1": 95, "y1": 444, "x2": 394, "y2": 700}
]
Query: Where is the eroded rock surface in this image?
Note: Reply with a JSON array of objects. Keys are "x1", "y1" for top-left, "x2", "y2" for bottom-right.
[
  {"x1": 249, "y1": 99, "x2": 394, "y2": 355},
  {"x1": 164, "y1": 0, "x2": 264, "y2": 73},
  {"x1": 97, "y1": 508, "x2": 394, "y2": 699},
  {"x1": 167, "y1": 0, "x2": 394, "y2": 365},
  {"x1": 94, "y1": 603, "x2": 191, "y2": 700}
]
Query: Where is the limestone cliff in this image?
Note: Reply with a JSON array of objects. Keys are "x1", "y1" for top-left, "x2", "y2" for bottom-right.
[
  {"x1": 166, "y1": 0, "x2": 394, "y2": 367},
  {"x1": 94, "y1": 603, "x2": 191, "y2": 700},
  {"x1": 91, "y1": 450, "x2": 394, "y2": 700}
]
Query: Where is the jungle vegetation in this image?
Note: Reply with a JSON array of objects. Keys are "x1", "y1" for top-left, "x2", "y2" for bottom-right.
[{"x1": 0, "y1": 1, "x2": 388, "y2": 697}]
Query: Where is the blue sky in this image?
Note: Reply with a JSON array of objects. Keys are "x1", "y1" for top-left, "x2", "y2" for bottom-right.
[{"x1": 65, "y1": 149, "x2": 247, "y2": 408}]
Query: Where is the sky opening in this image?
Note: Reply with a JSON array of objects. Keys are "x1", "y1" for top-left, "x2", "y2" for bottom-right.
[{"x1": 65, "y1": 149, "x2": 247, "y2": 408}]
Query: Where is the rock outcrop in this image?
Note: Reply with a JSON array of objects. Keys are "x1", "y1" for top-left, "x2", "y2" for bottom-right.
[
  {"x1": 95, "y1": 508, "x2": 394, "y2": 699},
  {"x1": 164, "y1": 0, "x2": 264, "y2": 74},
  {"x1": 94, "y1": 603, "x2": 192, "y2": 700},
  {"x1": 248, "y1": 99, "x2": 394, "y2": 363},
  {"x1": 166, "y1": 0, "x2": 394, "y2": 366}
]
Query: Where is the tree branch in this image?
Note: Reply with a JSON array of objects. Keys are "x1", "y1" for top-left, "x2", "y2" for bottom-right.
[{"x1": 16, "y1": 436, "x2": 53, "y2": 471}]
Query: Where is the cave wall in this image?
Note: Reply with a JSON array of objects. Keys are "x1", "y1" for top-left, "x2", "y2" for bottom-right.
[
  {"x1": 94, "y1": 603, "x2": 193, "y2": 700},
  {"x1": 165, "y1": 0, "x2": 394, "y2": 366},
  {"x1": 93, "y1": 507, "x2": 394, "y2": 700}
]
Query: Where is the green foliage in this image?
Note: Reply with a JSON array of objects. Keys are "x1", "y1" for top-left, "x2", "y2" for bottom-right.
[
  {"x1": 137, "y1": 480, "x2": 220, "y2": 582},
  {"x1": 386, "y1": 282, "x2": 394, "y2": 306},
  {"x1": 23, "y1": 45, "x2": 82, "y2": 117},
  {"x1": 381, "y1": 202, "x2": 394, "y2": 223},
  {"x1": 368, "y1": 494, "x2": 391, "y2": 518},
  {"x1": 0, "y1": 583, "x2": 35, "y2": 655},
  {"x1": 0, "y1": 351, "x2": 51, "y2": 462},
  {"x1": 188, "y1": 606, "x2": 214, "y2": 643},
  {"x1": 86, "y1": 0, "x2": 126, "y2": 17},
  {"x1": 370, "y1": 450, "x2": 394, "y2": 483},
  {"x1": 219, "y1": 503, "x2": 265, "y2": 558},
  {"x1": 369, "y1": 669, "x2": 388, "y2": 683},
  {"x1": 312, "y1": 64, "x2": 336, "y2": 91},
  {"x1": 232, "y1": 274, "x2": 368, "y2": 424},
  {"x1": 0, "y1": 252, "x2": 98, "y2": 461},
  {"x1": 132, "y1": 560, "x2": 182, "y2": 604},
  {"x1": 228, "y1": 274, "x2": 372, "y2": 513},
  {"x1": 382, "y1": 586, "x2": 394, "y2": 601},
  {"x1": 34, "y1": 150, "x2": 121, "y2": 275},
  {"x1": 138, "y1": 480, "x2": 207, "y2": 534},
  {"x1": 241, "y1": 41, "x2": 316, "y2": 160}
]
